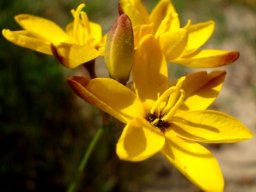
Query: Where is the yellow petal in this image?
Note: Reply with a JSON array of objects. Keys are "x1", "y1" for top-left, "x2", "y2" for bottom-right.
[
  {"x1": 65, "y1": 22, "x2": 73, "y2": 37},
  {"x1": 97, "y1": 34, "x2": 106, "y2": 55},
  {"x1": 67, "y1": 77, "x2": 144, "y2": 124},
  {"x1": 181, "y1": 71, "x2": 226, "y2": 110},
  {"x1": 89, "y1": 22, "x2": 103, "y2": 47},
  {"x1": 15, "y1": 14, "x2": 69, "y2": 44},
  {"x1": 154, "y1": 1, "x2": 180, "y2": 37},
  {"x1": 132, "y1": 35, "x2": 168, "y2": 108},
  {"x1": 172, "y1": 110, "x2": 253, "y2": 143},
  {"x1": 162, "y1": 134, "x2": 224, "y2": 192},
  {"x1": 119, "y1": 0, "x2": 150, "y2": 26},
  {"x1": 116, "y1": 117, "x2": 165, "y2": 161},
  {"x1": 133, "y1": 24, "x2": 153, "y2": 48},
  {"x1": 159, "y1": 29, "x2": 188, "y2": 60},
  {"x1": 184, "y1": 20, "x2": 215, "y2": 54},
  {"x1": 51, "y1": 43, "x2": 100, "y2": 68},
  {"x1": 150, "y1": 0, "x2": 180, "y2": 33},
  {"x1": 2, "y1": 29, "x2": 52, "y2": 55},
  {"x1": 173, "y1": 49, "x2": 240, "y2": 68}
]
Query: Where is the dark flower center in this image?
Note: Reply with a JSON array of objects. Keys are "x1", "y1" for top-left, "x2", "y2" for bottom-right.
[{"x1": 145, "y1": 113, "x2": 170, "y2": 132}]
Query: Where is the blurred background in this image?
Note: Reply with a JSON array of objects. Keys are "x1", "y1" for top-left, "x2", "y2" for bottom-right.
[{"x1": 0, "y1": 0, "x2": 256, "y2": 191}]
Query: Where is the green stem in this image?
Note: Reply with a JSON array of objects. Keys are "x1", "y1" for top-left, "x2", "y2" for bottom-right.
[{"x1": 67, "y1": 127, "x2": 103, "y2": 192}]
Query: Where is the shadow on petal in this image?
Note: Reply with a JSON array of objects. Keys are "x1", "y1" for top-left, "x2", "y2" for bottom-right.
[
  {"x1": 117, "y1": 118, "x2": 165, "y2": 161},
  {"x1": 123, "y1": 125, "x2": 147, "y2": 158}
]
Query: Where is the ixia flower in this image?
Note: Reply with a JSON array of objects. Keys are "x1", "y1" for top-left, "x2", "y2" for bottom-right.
[
  {"x1": 2, "y1": 4, "x2": 104, "y2": 68},
  {"x1": 119, "y1": 0, "x2": 239, "y2": 68},
  {"x1": 67, "y1": 35, "x2": 252, "y2": 192}
]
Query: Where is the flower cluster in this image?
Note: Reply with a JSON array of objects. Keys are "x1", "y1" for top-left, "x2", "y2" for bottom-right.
[
  {"x1": 3, "y1": 1, "x2": 253, "y2": 191},
  {"x1": 3, "y1": 4, "x2": 104, "y2": 68}
]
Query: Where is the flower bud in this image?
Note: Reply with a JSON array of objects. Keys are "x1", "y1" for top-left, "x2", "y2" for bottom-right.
[{"x1": 105, "y1": 14, "x2": 134, "y2": 84}]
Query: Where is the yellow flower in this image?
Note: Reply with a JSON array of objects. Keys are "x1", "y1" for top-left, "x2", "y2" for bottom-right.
[
  {"x1": 2, "y1": 4, "x2": 104, "y2": 68},
  {"x1": 119, "y1": 0, "x2": 239, "y2": 68},
  {"x1": 67, "y1": 35, "x2": 252, "y2": 192}
]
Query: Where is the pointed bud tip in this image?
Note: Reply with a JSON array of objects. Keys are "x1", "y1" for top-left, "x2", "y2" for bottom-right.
[{"x1": 118, "y1": 2, "x2": 124, "y2": 15}]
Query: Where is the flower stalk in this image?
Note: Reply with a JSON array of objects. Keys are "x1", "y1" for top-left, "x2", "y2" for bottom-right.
[{"x1": 67, "y1": 127, "x2": 103, "y2": 192}]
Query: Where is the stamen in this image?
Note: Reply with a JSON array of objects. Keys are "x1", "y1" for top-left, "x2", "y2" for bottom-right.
[
  {"x1": 147, "y1": 77, "x2": 186, "y2": 132},
  {"x1": 175, "y1": 76, "x2": 186, "y2": 90},
  {"x1": 184, "y1": 19, "x2": 192, "y2": 29},
  {"x1": 162, "y1": 89, "x2": 185, "y2": 121},
  {"x1": 72, "y1": 4, "x2": 86, "y2": 44},
  {"x1": 157, "y1": 76, "x2": 185, "y2": 116},
  {"x1": 153, "y1": 92, "x2": 161, "y2": 116},
  {"x1": 151, "y1": 117, "x2": 160, "y2": 125},
  {"x1": 81, "y1": 13, "x2": 90, "y2": 32},
  {"x1": 80, "y1": 12, "x2": 90, "y2": 44},
  {"x1": 161, "y1": 88, "x2": 180, "y2": 115},
  {"x1": 150, "y1": 87, "x2": 176, "y2": 115}
]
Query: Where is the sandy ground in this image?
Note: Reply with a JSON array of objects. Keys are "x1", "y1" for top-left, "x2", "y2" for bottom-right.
[{"x1": 216, "y1": 4, "x2": 256, "y2": 192}]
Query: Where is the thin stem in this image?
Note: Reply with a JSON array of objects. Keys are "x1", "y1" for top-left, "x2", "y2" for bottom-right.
[
  {"x1": 79, "y1": 127, "x2": 103, "y2": 172},
  {"x1": 67, "y1": 127, "x2": 103, "y2": 192}
]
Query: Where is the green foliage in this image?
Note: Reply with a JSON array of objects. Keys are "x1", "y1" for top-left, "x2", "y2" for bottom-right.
[{"x1": 0, "y1": 1, "x2": 99, "y2": 191}]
